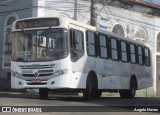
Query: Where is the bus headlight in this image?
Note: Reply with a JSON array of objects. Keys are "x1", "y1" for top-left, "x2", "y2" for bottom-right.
[
  {"x1": 11, "y1": 71, "x2": 22, "y2": 78},
  {"x1": 53, "y1": 69, "x2": 68, "y2": 77}
]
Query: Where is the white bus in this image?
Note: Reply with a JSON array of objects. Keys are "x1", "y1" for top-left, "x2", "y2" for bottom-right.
[{"x1": 11, "y1": 17, "x2": 152, "y2": 99}]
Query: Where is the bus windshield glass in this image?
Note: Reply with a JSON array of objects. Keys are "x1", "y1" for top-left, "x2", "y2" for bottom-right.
[{"x1": 12, "y1": 28, "x2": 68, "y2": 62}]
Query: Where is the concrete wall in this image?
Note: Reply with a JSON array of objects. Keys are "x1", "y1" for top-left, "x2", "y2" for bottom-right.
[{"x1": 0, "y1": 0, "x2": 37, "y2": 90}]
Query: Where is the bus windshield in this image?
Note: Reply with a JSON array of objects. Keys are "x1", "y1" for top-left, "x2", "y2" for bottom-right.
[{"x1": 12, "y1": 28, "x2": 68, "y2": 62}]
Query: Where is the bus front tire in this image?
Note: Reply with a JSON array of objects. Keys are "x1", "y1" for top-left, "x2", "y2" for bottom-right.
[
  {"x1": 83, "y1": 77, "x2": 92, "y2": 100},
  {"x1": 39, "y1": 88, "x2": 48, "y2": 99},
  {"x1": 91, "y1": 90, "x2": 102, "y2": 98}
]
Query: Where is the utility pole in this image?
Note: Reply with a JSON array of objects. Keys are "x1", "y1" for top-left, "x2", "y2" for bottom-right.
[
  {"x1": 90, "y1": 0, "x2": 96, "y2": 26},
  {"x1": 73, "y1": 0, "x2": 77, "y2": 20}
]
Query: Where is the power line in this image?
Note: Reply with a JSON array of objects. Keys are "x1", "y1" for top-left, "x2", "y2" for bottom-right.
[
  {"x1": 0, "y1": 1, "x2": 160, "y2": 32},
  {"x1": 103, "y1": 6, "x2": 160, "y2": 31},
  {"x1": 0, "y1": 7, "x2": 31, "y2": 16}
]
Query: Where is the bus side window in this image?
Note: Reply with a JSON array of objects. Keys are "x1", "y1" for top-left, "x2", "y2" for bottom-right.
[
  {"x1": 99, "y1": 34, "x2": 109, "y2": 59},
  {"x1": 144, "y1": 48, "x2": 150, "y2": 66},
  {"x1": 120, "y1": 41, "x2": 128, "y2": 62},
  {"x1": 111, "y1": 38, "x2": 118, "y2": 61},
  {"x1": 137, "y1": 46, "x2": 143, "y2": 65},
  {"x1": 86, "y1": 31, "x2": 97, "y2": 57},
  {"x1": 70, "y1": 29, "x2": 84, "y2": 62},
  {"x1": 130, "y1": 44, "x2": 136, "y2": 64}
]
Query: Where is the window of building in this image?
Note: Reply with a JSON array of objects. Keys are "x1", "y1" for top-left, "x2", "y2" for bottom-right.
[
  {"x1": 157, "y1": 33, "x2": 160, "y2": 52},
  {"x1": 135, "y1": 27, "x2": 148, "y2": 43},
  {"x1": 99, "y1": 34, "x2": 109, "y2": 59},
  {"x1": 86, "y1": 31, "x2": 97, "y2": 57},
  {"x1": 130, "y1": 44, "x2": 136, "y2": 63},
  {"x1": 3, "y1": 13, "x2": 18, "y2": 68},
  {"x1": 70, "y1": 29, "x2": 84, "y2": 62},
  {"x1": 111, "y1": 38, "x2": 118, "y2": 60},
  {"x1": 121, "y1": 41, "x2": 128, "y2": 62},
  {"x1": 112, "y1": 24, "x2": 124, "y2": 37}
]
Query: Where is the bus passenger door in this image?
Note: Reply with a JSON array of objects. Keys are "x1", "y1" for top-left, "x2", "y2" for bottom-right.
[{"x1": 69, "y1": 28, "x2": 86, "y2": 87}]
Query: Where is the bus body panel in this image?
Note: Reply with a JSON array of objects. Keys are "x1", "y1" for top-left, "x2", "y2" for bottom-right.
[{"x1": 11, "y1": 17, "x2": 153, "y2": 94}]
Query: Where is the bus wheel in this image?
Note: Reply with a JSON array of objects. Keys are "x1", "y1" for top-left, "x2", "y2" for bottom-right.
[
  {"x1": 97, "y1": 90, "x2": 102, "y2": 98},
  {"x1": 129, "y1": 78, "x2": 136, "y2": 98},
  {"x1": 119, "y1": 78, "x2": 136, "y2": 98},
  {"x1": 91, "y1": 90, "x2": 102, "y2": 98},
  {"x1": 39, "y1": 88, "x2": 48, "y2": 99},
  {"x1": 83, "y1": 77, "x2": 92, "y2": 100},
  {"x1": 119, "y1": 90, "x2": 128, "y2": 98}
]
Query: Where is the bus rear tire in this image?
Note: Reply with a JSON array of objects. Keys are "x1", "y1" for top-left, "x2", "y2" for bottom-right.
[
  {"x1": 39, "y1": 88, "x2": 48, "y2": 99},
  {"x1": 119, "y1": 78, "x2": 136, "y2": 98},
  {"x1": 119, "y1": 90, "x2": 129, "y2": 98},
  {"x1": 129, "y1": 78, "x2": 136, "y2": 98}
]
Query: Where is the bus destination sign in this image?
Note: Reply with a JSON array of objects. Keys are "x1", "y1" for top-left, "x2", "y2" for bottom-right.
[{"x1": 16, "y1": 18, "x2": 60, "y2": 29}]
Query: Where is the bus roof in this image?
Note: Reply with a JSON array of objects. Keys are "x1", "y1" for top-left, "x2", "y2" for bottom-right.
[
  {"x1": 13, "y1": 16, "x2": 148, "y2": 47},
  {"x1": 68, "y1": 18, "x2": 147, "y2": 47}
]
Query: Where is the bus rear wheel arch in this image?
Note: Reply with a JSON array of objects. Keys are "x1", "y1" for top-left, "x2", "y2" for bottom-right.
[{"x1": 119, "y1": 76, "x2": 137, "y2": 98}]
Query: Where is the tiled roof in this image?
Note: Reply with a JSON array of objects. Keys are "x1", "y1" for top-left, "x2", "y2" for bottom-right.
[{"x1": 119, "y1": 0, "x2": 160, "y2": 10}]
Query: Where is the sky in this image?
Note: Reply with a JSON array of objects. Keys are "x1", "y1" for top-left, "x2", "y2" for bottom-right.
[
  {"x1": 153, "y1": 0, "x2": 160, "y2": 4},
  {"x1": 145, "y1": 0, "x2": 160, "y2": 4}
]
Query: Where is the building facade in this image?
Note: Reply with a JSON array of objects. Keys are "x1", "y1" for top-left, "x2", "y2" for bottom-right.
[
  {"x1": 0, "y1": 0, "x2": 39, "y2": 89},
  {"x1": 0, "y1": 0, "x2": 160, "y2": 96}
]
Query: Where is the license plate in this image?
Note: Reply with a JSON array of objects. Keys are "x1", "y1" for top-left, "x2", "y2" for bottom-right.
[{"x1": 32, "y1": 79, "x2": 41, "y2": 83}]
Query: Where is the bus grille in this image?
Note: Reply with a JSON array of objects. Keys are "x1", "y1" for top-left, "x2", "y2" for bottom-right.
[
  {"x1": 20, "y1": 64, "x2": 54, "y2": 77},
  {"x1": 19, "y1": 64, "x2": 54, "y2": 69},
  {"x1": 22, "y1": 73, "x2": 53, "y2": 77}
]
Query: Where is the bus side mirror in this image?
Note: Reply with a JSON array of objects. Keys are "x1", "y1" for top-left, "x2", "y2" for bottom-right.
[
  {"x1": 5, "y1": 50, "x2": 12, "y2": 55},
  {"x1": 1, "y1": 51, "x2": 10, "y2": 58},
  {"x1": 1, "y1": 53, "x2": 5, "y2": 59}
]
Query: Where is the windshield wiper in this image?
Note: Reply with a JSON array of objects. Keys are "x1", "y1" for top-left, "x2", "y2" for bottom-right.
[{"x1": 21, "y1": 21, "x2": 27, "y2": 34}]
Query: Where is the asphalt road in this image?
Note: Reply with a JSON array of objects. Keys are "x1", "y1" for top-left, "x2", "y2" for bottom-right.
[{"x1": 0, "y1": 91, "x2": 160, "y2": 115}]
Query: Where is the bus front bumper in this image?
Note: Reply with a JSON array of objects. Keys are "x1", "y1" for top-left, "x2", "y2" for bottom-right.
[{"x1": 11, "y1": 72, "x2": 86, "y2": 89}]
